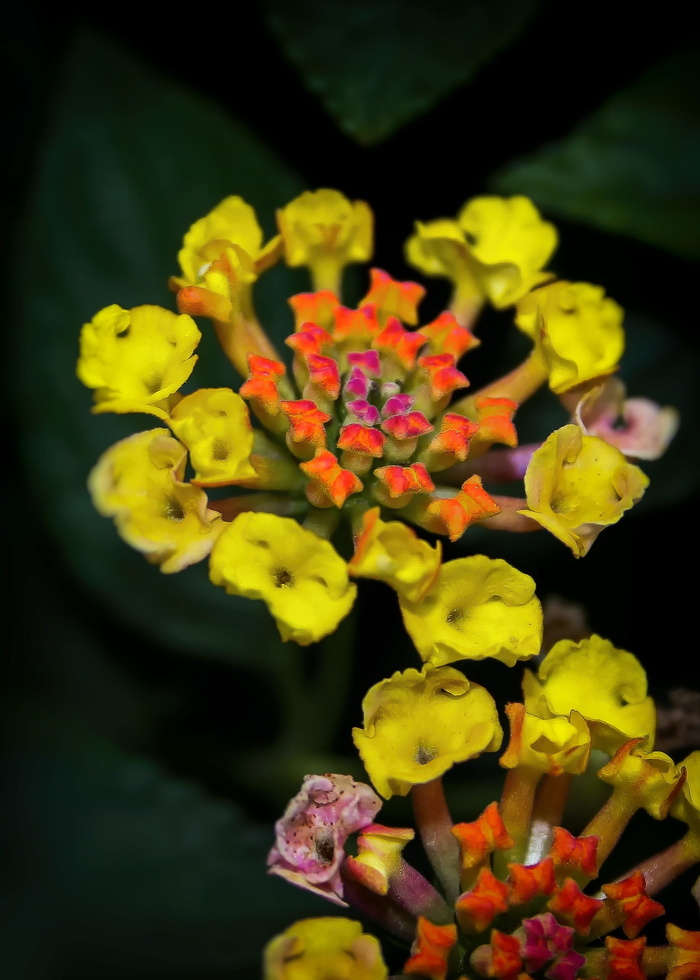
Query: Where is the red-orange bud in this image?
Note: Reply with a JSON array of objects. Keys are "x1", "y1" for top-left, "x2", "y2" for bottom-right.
[
  {"x1": 404, "y1": 918, "x2": 457, "y2": 980},
  {"x1": 547, "y1": 877, "x2": 605, "y2": 935},
  {"x1": 455, "y1": 867, "x2": 510, "y2": 933}
]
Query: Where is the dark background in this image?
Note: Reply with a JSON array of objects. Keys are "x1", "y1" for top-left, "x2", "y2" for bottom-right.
[{"x1": 4, "y1": 1, "x2": 700, "y2": 977}]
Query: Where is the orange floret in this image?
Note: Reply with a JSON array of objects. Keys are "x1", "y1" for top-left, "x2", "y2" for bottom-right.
[
  {"x1": 474, "y1": 396, "x2": 519, "y2": 447},
  {"x1": 451, "y1": 802, "x2": 515, "y2": 873},
  {"x1": 288, "y1": 290, "x2": 341, "y2": 331},
  {"x1": 239, "y1": 355, "x2": 287, "y2": 413},
  {"x1": 605, "y1": 936, "x2": 646, "y2": 980},
  {"x1": 602, "y1": 872, "x2": 665, "y2": 939},
  {"x1": 418, "y1": 353, "x2": 470, "y2": 400},
  {"x1": 337, "y1": 423, "x2": 387, "y2": 458},
  {"x1": 279, "y1": 399, "x2": 331, "y2": 448},
  {"x1": 429, "y1": 413, "x2": 480, "y2": 463},
  {"x1": 547, "y1": 878, "x2": 605, "y2": 935},
  {"x1": 306, "y1": 353, "x2": 341, "y2": 399},
  {"x1": 375, "y1": 462, "x2": 435, "y2": 498},
  {"x1": 360, "y1": 267, "x2": 426, "y2": 325},
  {"x1": 403, "y1": 917, "x2": 457, "y2": 980},
  {"x1": 550, "y1": 827, "x2": 600, "y2": 879},
  {"x1": 420, "y1": 310, "x2": 479, "y2": 359},
  {"x1": 382, "y1": 411, "x2": 434, "y2": 440},
  {"x1": 285, "y1": 323, "x2": 334, "y2": 357},
  {"x1": 300, "y1": 449, "x2": 363, "y2": 507},
  {"x1": 508, "y1": 858, "x2": 556, "y2": 905},
  {"x1": 422, "y1": 476, "x2": 500, "y2": 541},
  {"x1": 373, "y1": 316, "x2": 427, "y2": 370},
  {"x1": 455, "y1": 867, "x2": 510, "y2": 933}
]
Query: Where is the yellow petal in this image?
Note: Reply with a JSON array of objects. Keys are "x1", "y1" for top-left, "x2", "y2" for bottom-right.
[
  {"x1": 169, "y1": 388, "x2": 256, "y2": 485},
  {"x1": 263, "y1": 917, "x2": 388, "y2": 980},
  {"x1": 523, "y1": 634, "x2": 656, "y2": 753},
  {"x1": 88, "y1": 428, "x2": 223, "y2": 573},
  {"x1": 209, "y1": 512, "x2": 356, "y2": 646},
  {"x1": 353, "y1": 665, "x2": 502, "y2": 798},
  {"x1": 516, "y1": 281, "x2": 624, "y2": 393},
  {"x1": 519, "y1": 425, "x2": 649, "y2": 556},
  {"x1": 77, "y1": 304, "x2": 200, "y2": 414},
  {"x1": 399, "y1": 555, "x2": 542, "y2": 667},
  {"x1": 348, "y1": 507, "x2": 442, "y2": 603},
  {"x1": 177, "y1": 196, "x2": 264, "y2": 285}
]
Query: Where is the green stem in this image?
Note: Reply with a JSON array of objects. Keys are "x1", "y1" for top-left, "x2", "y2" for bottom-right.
[{"x1": 412, "y1": 778, "x2": 461, "y2": 904}]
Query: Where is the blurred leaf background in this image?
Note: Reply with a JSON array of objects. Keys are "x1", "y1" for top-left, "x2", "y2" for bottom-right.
[{"x1": 4, "y1": 1, "x2": 700, "y2": 976}]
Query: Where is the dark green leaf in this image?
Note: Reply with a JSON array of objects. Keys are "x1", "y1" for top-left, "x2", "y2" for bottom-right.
[
  {"x1": 266, "y1": 0, "x2": 541, "y2": 144},
  {"x1": 13, "y1": 29, "x2": 308, "y2": 666},
  {"x1": 492, "y1": 47, "x2": 700, "y2": 260},
  {"x1": 0, "y1": 741, "x2": 325, "y2": 977}
]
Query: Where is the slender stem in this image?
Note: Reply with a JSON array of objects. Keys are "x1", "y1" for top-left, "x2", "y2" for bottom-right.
[
  {"x1": 412, "y1": 778, "x2": 461, "y2": 904},
  {"x1": 340, "y1": 865, "x2": 416, "y2": 944},
  {"x1": 524, "y1": 773, "x2": 573, "y2": 865},
  {"x1": 439, "y1": 445, "x2": 538, "y2": 486},
  {"x1": 311, "y1": 256, "x2": 342, "y2": 296},
  {"x1": 450, "y1": 286, "x2": 484, "y2": 330},
  {"x1": 496, "y1": 767, "x2": 541, "y2": 872},
  {"x1": 390, "y1": 859, "x2": 454, "y2": 924},
  {"x1": 209, "y1": 493, "x2": 303, "y2": 521},
  {"x1": 641, "y1": 948, "x2": 673, "y2": 977},
  {"x1": 451, "y1": 349, "x2": 548, "y2": 417},
  {"x1": 479, "y1": 498, "x2": 541, "y2": 533},
  {"x1": 581, "y1": 786, "x2": 639, "y2": 869},
  {"x1": 618, "y1": 830, "x2": 700, "y2": 897}
]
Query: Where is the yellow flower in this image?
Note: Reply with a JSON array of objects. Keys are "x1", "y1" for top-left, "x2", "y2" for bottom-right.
[
  {"x1": 353, "y1": 665, "x2": 502, "y2": 798},
  {"x1": 173, "y1": 195, "x2": 279, "y2": 288},
  {"x1": 263, "y1": 917, "x2": 388, "y2": 980},
  {"x1": 345, "y1": 825, "x2": 415, "y2": 896},
  {"x1": 209, "y1": 512, "x2": 356, "y2": 645},
  {"x1": 671, "y1": 751, "x2": 700, "y2": 834},
  {"x1": 598, "y1": 741, "x2": 684, "y2": 819},
  {"x1": 88, "y1": 429, "x2": 223, "y2": 573},
  {"x1": 77, "y1": 304, "x2": 200, "y2": 419},
  {"x1": 500, "y1": 704, "x2": 591, "y2": 776},
  {"x1": 276, "y1": 189, "x2": 373, "y2": 293},
  {"x1": 519, "y1": 424, "x2": 649, "y2": 556},
  {"x1": 348, "y1": 507, "x2": 442, "y2": 603},
  {"x1": 516, "y1": 281, "x2": 625, "y2": 393},
  {"x1": 405, "y1": 196, "x2": 557, "y2": 313},
  {"x1": 523, "y1": 634, "x2": 656, "y2": 754},
  {"x1": 168, "y1": 388, "x2": 256, "y2": 485},
  {"x1": 399, "y1": 556, "x2": 542, "y2": 668}
]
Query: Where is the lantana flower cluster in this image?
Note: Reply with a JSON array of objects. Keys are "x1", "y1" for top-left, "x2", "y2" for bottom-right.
[
  {"x1": 77, "y1": 190, "x2": 676, "y2": 649},
  {"x1": 264, "y1": 636, "x2": 700, "y2": 980}
]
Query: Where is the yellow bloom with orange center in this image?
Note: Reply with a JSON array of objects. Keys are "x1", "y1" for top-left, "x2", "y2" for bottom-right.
[
  {"x1": 352, "y1": 665, "x2": 502, "y2": 798},
  {"x1": 519, "y1": 423, "x2": 649, "y2": 556},
  {"x1": 172, "y1": 195, "x2": 281, "y2": 300},
  {"x1": 209, "y1": 512, "x2": 356, "y2": 645},
  {"x1": 405, "y1": 195, "x2": 557, "y2": 314},
  {"x1": 500, "y1": 703, "x2": 591, "y2": 776},
  {"x1": 523, "y1": 634, "x2": 656, "y2": 754},
  {"x1": 348, "y1": 507, "x2": 442, "y2": 603},
  {"x1": 88, "y1": 428, "x2": 223, "y2": 573},
  {"x1": 168, "y1": 388, "x2": 256, "y2": 485},
  {"x1": 263, "y1": 917, "x2": 388, "y2": 980},
  {"x1": 345, "y1": 824, "x2": 415, "y2": 895},
  {"x1": 399, "y1": 555, "x2": 542, "y2": 668},
  {"x1": 277, "y1": 189, "x2": 373, "y2": 293},
  {"x1": 516, "y1": 281, "x2": 625, "y2": 393},
  {"x1": 598, "y1": 740, "x2": 684, "y2": 819},
  {"x1": 77, "y1": 304, "x2": 200, "y2": 419}
]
